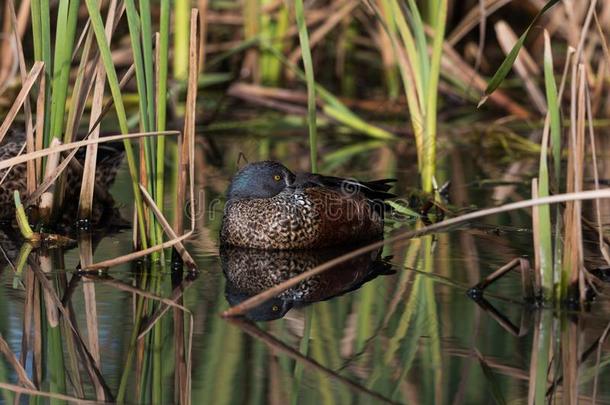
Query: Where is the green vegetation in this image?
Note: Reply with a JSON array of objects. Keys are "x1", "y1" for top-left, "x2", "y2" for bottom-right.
[{"x1": 293, "y1": 0, "x2": 318, "y2": 173}]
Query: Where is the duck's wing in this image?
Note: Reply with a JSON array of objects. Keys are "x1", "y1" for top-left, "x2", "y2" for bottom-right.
[{"x1": 294, "y1": 172, "x2": 396, "y2": 200}]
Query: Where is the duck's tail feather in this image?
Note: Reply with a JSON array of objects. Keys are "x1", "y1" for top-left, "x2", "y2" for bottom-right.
[
  {"x1": 294, "y1": 172, "x2": 397, "y2": 202},
  {"x1": 312, "y1": 175, "x2": 397, "y2": 200},
  {"x1": 357, "y1": 178, "x2": 397, "y2": 200}
]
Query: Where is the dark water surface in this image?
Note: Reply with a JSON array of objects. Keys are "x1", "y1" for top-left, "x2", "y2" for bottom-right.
[{"x1": 1, "y1": 134, "x2": 610, "y2": 404}]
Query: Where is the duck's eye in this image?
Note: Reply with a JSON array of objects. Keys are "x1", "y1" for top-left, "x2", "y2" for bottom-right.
[
  {"x1": 272, "y1": 305, "x2": 279, "y2": 312},
  {"x1": 273, "y1": 174, "x2": 281, "y2": 181}
]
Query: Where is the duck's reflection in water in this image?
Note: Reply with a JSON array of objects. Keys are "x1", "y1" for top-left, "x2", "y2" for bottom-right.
[{"x1": 221, "y1": 244, "x2": 394, "y2": 321}]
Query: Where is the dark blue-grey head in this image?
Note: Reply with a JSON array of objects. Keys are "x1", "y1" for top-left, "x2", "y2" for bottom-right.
[
  {"x1": 227, "y1": 161, "x2": 295, "y2": 199},
  {"x1": 225, "y1": 289, "x2": 294, "y2": 321}
]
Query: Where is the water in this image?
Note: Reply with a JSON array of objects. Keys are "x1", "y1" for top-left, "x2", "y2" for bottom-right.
[{"x1": 1, "y1": 135, "x2": 610, "y2": 404}]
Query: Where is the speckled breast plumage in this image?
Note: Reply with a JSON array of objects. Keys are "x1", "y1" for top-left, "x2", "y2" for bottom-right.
[{"x1": 220, "y1": 186, "x2": 384, "y2": 250}]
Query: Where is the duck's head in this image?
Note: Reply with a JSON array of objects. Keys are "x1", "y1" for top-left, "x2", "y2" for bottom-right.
[
  {"x1": 225, "y1": 290, "x2": 294, "y2": 321},
  {"x1": 227, "y1": 161, "x2": 295, "y2": 199}
]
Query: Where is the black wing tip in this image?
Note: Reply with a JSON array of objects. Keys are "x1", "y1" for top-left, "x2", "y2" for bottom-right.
[
  {"x1": 305, "y1": 174, "x2": 397, "y2": 200},
  {"x1": 361, "y1": 178, "x2": 398, "y2": 196},
  {"x1": 371, "y1": 192, "x2": 396, "y2": 201}
]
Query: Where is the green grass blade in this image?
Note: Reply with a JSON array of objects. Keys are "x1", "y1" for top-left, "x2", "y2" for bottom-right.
[
  {"x1": 537, "y1": 174, "x2": 553, "y2": 299},
  {"x1": 156, "y1": 0, "x2": 170, "y2": 249},
  {"x1": 479, "y1": 0, "x2": 561, "y2": 105},
  {"x1": 262, "y1": 4, "x2": 289, "y2": 85},
  {"x1": 313, "y1": 304, "x2": 350, "y2": 403},
  {"x1": 40, "y1": 0, "x2": 53, "y2": 146},
  {"x1": 423, "y1": 0, "x2": 447, "y2": 193},
  {"x1": 259, "y1": 0, "x2": 272, "y2": 83},
  {"x1": 135, "y1": 0, "x2": 159, "y2": 250},
  {"x1": 139, "y1": 0, "x2": 156, "y2": 132},
  {"x1": 30, "y1": 0, "x2": 43, "y2": 61},
  {"x1": 49, "y1": 0, "x2": 80, "y2": 143},
  {"x1": 47, "y1": 319, "x2": 67, "y2": 403},
  {"x1": 291, "y1": 306, "x2": 313, "y2": 405},
  {"x1": 49, "y1": 0, "x2": 69, "y2": 140},
  {"x1": 39, "y1": 0, "x2": 52, "y2": 78},
  {"x1": 386, "y1": 200, "x2": 420, "y2": 218},
  {"x1": 173, "y1": 0, "x2": 190, "y2": 80},
  {"x1": 538, "y1": 31, "x2": 558, "y2": 299},
  {"x1": 544, "y1": 32, "x2": 561, "y2": 187},
  {"x1": 84, "y1": 0, "x2": 149, "y2": 248},
  {"x1": 124, "y1": 0, "x2": 149, "y2": 131},
  {"x1": 422, "y1": 236, "x2": 442, "y2": 403},
  {"x1": 374, "y1": 1, "x2": 424, "y2": 162},
  {"x1": 389, "y1": 0, "x2": 424, "y2": 115},
  {"x1": 533, "y1": 311, "x2": 553, "y2": 404},
  {"x1": 406, "y1": 0, "x2": 429, "y2": 104},
  {"x1": 13, "y1": 191, "x2": 35, "y2": 240},
  {"x1": 294, "y1": 0, "x2": 318, "y2": 173},
  {"x1": 157, "y1": 0, "x2": 170, "y2": 134}
]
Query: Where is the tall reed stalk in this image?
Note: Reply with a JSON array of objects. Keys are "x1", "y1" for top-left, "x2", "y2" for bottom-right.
[
  {"x1": 481, "y1": 0, "x2": 575, "y2": 304},
  {"x1": 29, "y1": 0, "x2": 52, "y2": 145},
  {"x1": 16, "y1": 0, "x2": 193, "y2": 256},
  {"x1": 535, "y1": 31, "x2": 557, "y2": 300},
  {"x1": 156, "y1": 0, "x2": 171, "y2": 251},
  {"x1": 122, "y1": 0, "x2": 163, "y2": 252},
  {"x1": 376, "y1": 0, "x2": 447, "y2": 193},
  {"x1": 293, "y1": 0, "x2": 318, "y2": 172},
  {"x1": 261, "y1": 3, "x2": 289, "y2": 85},
  {"x1": 83, "y1": 0, "x2": 149, "y2": 247},
  {"x1": 174, "y1": 0, "x2": 190, "y2": 81},
  {"x1": 284, "y1": 0, "x2": 319, "y2": 371},
  {"x1": 27, "y1": 0, "x2": 79, "y2": 220}
]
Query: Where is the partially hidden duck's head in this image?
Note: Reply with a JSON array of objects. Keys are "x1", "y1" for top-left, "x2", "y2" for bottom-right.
[{"x1": 227, "y1": 161, "x2": 296, "y2": 200}]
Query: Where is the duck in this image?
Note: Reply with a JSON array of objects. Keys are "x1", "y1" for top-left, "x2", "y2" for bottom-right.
[
  {"x1": 0, "y1": 129, "x2": 124, "y2": 224},
  {"x1": 221, "y1": 244, "x2": 393, "y2": 321},
  {"x1": 220, "y1": 161, "x2": 395, "y2": 249}
]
